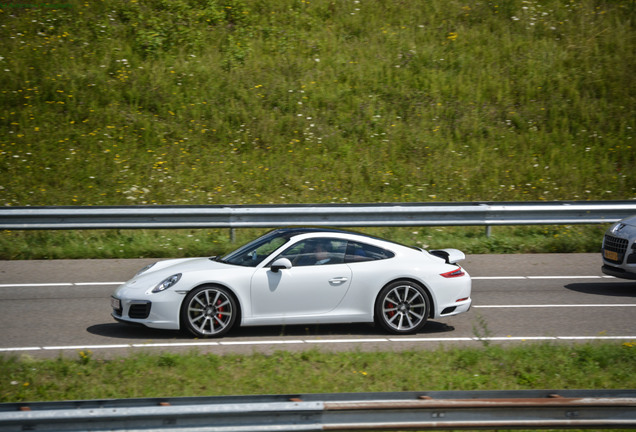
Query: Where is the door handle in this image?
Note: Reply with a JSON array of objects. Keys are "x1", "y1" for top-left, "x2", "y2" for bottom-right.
[{"x1": 329, "y1": 277, "x2": 348, "y2": 285}]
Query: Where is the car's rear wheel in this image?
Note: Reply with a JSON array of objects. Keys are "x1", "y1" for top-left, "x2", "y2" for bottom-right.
[
  {"x1": 181, "y1": 285, "x2": 237, "y2": 338},
  {"x1": 375, "y1": 281, "x2": 429, "y2": 334}
]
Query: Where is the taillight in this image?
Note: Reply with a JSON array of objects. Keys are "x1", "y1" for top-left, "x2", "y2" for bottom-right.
[{"x1": 440, "y1": 267, "x2": 465, "y2": 278}]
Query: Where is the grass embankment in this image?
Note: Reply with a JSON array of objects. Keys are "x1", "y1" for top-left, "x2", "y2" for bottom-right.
[
  {"x1": 2, "y1": 343, "x2": 635, "y2": 402},
  {"x1": 0, "y1": 0, "x2": 634, "y2": 258}
]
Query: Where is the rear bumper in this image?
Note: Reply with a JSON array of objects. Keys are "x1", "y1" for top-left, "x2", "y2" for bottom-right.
[{"x1": 439, "y1": 298, "x2": 472, "y2": 317}]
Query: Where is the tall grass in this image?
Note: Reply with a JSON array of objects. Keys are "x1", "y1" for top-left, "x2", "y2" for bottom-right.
[{"x1": 0, "y1": 0, "x2": 634, "y2": 258}]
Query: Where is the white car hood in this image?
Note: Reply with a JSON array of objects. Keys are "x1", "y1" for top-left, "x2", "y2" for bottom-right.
[{"x1": 130, "y1": 257, "x2": 236, "y2": 285}]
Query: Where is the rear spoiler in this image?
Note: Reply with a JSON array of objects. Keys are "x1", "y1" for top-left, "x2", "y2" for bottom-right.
[{"x1": 429, "y1": 248, "x2": 466, "y2": 264}]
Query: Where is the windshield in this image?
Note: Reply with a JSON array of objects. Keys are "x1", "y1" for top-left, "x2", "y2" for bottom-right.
[{"x1": 219, "y1": 230, "x2": 291, "y2": 267}]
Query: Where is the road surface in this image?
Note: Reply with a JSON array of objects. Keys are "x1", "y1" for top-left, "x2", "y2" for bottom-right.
[{"x1": 0, "y1": 254, "x2": 634, "y2": 358}]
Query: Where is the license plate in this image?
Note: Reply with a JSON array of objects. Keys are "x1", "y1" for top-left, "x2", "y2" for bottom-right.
[
  {"x1": 111, "y1": 297, "x2": 121, "y2": 310},
  {"x1": 604, "y1": 249, "x2": 619, "y2": 261}
]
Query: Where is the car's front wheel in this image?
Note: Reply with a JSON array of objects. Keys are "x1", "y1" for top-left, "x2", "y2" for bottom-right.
[
  {"x1": 181, "y1": 285, "x2": 237, "y2": 338},
  {"x1": 375, "y1": 281, "x2": 429, "y2": 334}
]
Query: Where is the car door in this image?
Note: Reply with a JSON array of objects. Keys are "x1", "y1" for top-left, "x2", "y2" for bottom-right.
[{"x1": 249, "y1": 238, "x2": 352, "y2": 317}]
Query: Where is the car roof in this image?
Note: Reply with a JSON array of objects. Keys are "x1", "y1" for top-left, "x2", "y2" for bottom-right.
[
  {"x1": 272, "y1": 227, "x2": 374, "y2": 239},
  {"x1": 271, "y1": 227, "x2": 411, "y2": 249},
  {"x1": 274, "y1": 227, "x2": 353, "y2": 236}
]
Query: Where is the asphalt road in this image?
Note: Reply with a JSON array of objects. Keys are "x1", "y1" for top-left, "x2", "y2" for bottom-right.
[{"x1": 0, "y1": 254, "x2": 635, "y2": 358}]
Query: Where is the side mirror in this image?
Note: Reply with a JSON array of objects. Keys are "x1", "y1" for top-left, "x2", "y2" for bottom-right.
[{"x1": 270, "y1": 258, "x2": 292, "y2": 273}]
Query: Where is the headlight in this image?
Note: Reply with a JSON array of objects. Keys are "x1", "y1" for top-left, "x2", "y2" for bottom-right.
[
  {"x1": 152, "y1": 274, "x2": 181, "y2": 293},
  {"x1": 135, "y1": 262, "x2": 156, "y2": 276}
]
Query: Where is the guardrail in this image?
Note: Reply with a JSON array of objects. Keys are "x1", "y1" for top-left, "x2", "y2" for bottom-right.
[
  {"x1": 1, "y1": 200, "x2": 635, "y2": 230},
  {"x1": 1, "y1": 390, "x2": 634, "y2": 431}
]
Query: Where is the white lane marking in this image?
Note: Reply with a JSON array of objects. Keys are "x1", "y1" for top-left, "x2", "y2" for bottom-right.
[
  {"x1": 0, "y1": 282, "x2": 123, "y2": 288},
  {"x1": 220, "y1": 340, "x2": 304, "y2": 346},
  {"x1": 306, "y1": 338, "x2": 389, "y2": 344},
  {"x1": 472, "y1": 276, "x2": 615, "y2": 280},
  {"x1": 0, "y1": 283, "x2": 74, "y2": 288},
  {"x1": 474, "y1": 304, "x2": 636, "y2": 308},
  {"x1": 389, "y1": 337, "x2": 474, "y2": 342},
  {"x1": 0, "y1": 346, "x2": 42, "y2": 351},
  {"x1": 527, "y1": 276, "x2": 611, "y2": 279},
  {"x1": 472, "y1": 276, "x2": 527, "y2": 280},
  {"x1": 132, "y1": 342, "x2": 220, "y2": 347},
  {"x1": 42, "y1": 344, "x2": 131, "y2": 350},
  {"x1": 558, "y1": 336, "x2": 636, "y2": 340},
  {"x1": 76, "y1": 282, "x2": 125, "y2": 286},
  {"x1": 2, "y1": 336, "x2": 635, "y2": 353}
]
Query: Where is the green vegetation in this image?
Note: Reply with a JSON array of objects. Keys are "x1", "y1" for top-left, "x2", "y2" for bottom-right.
[
  {"x1": 0, "y1": 224, "x2": 609, "y2": 259},
  {"x1": 1, "y1": 4, "x2": 633, "y2": 422},
  {"x1": 2, "y1": 343, "x2": 635, "y2": 402},
  {"x1": 0, "y1": 0, "x2": 633, "y2": 258}
]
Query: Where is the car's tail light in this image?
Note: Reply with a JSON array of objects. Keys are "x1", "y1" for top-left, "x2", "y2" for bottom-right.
[{"x1": 440, "y1": 267, "x2": 465, "y2": 278}]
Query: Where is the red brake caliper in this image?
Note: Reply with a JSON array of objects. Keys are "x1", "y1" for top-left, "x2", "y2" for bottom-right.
[
  {"x1": 216, "y1": 299, "x2": 224, "y2": 319},
  {"x1": 386, "y1": 301, "x2": 395, "y2": 318}
]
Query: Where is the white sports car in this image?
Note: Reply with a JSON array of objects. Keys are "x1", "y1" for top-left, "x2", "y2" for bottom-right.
[{"x1": 111, "y1": 228, "x2": 472, "y2": 337}]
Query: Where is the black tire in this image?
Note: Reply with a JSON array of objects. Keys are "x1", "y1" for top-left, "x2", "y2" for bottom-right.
[
  {"x1": 374, "y1": 280, "x2": 429, "y2": 334},
  {"x1": 181, "y1": 285, "x2": 237, "y2": 338}
]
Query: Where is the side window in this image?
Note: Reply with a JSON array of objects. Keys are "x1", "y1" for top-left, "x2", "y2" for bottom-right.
[
  {"x1": 345, "y1": 241, "x2": 395, "y2": 263},
  {"x1": 276, "y1": 238, "x2": 346, "y2": 266}
]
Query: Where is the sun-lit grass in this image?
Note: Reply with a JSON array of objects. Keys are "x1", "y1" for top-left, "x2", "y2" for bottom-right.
[
  {"x1": 1, "y1": 342, "x2": 634, "y2": 402},
  {"x1": 0, "y1": 0, "x2": 633, "y2": 257},
  {"x1": 1, "y1": 0, "x2": 633, "y2": 206}
]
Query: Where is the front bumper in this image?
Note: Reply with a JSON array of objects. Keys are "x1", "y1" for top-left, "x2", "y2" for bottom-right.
[
  {"x1": 602, "y1": 231, "x2": 636, "y2": 280},
  {"x1": 111, "y1": 285, "x2": 185, "y2": 330},
  {"x1": 601, "y1": 264, "x2": 636, "y2": 280}
]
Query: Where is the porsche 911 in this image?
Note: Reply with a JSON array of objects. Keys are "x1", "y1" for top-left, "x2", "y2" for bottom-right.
[{"x1": 111, "y1": 228, "x2": 471, "y2": 337}]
